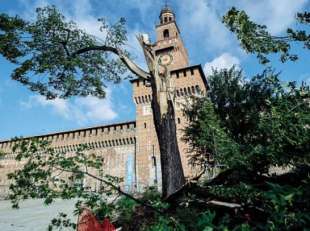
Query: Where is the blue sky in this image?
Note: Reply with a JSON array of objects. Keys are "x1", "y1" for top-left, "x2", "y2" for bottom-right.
[{"x1": 0, "y1": 0, "x2": 309, "y2": 140}]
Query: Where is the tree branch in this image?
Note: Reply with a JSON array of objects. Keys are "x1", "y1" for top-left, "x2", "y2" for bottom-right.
[
  {"x1": 60, "y1": 42, "x2": 70, "y2": 56},
  {"x1": 53, "y1": 166, "x2": 164, "y2": 215},
  {"x1": 71, "y1": 45, "x2": 151, "y2": 80},
  {"x1": 84, "y1": 171, "x2": 164, "y2": 215}
]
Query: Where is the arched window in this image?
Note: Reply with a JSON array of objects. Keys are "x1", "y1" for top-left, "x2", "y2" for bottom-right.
[{"x1": 163, "y1": 29, "x2": 169, "y2": 39}]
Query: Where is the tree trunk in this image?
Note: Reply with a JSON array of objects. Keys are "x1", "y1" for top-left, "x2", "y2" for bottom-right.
[{"x1": 150, "y1": 77, "x2": 185, "y2": 198}]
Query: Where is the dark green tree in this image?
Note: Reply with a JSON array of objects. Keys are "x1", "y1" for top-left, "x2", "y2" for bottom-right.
[{"x1": 183, "y1": 67, "x2": 310, "y2": 230}]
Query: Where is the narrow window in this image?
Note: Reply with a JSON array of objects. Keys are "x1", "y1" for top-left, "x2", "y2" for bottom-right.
[
  {"x1": 144, "y1": 122, "x2": 147, "y2": 128},
  {"x1": 191, "y1": 86, "x2": 195, "y2": 94},
  {"x1": 177, "y1": 118, "x2": 181, "y2": 124},
  {"x1": 163, "y1": 29, "x2": 169, "y2": 39},
  {"x1": 183, "y1": 70, "x2": 187, "y2": 77},
  {"x1": 169, "y1": 17, "x2": 172, "y2": 22},
  {"x1": 190, "y1": 69, "x2": 194, "y2": 75},
  {"x1": 164, "y1": 17, "x2": 168, "y2": 23},
  {"x1": 152, "y1": 156, "x2": 156, "y2": 167},
  {"x1": 136, "y1": 81, "x2": 139, "y2": 87},
  {"x1": 176, "y1": 72, "x2": 179, "y2": 78}
]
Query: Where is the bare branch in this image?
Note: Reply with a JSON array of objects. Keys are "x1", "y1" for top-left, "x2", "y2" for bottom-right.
[
  {"x1": 207, "y1": 200, "x2": 241, "y2": 208},
  {"x1": 71, "y1": 45, "x2": 151, "y2": 80}
]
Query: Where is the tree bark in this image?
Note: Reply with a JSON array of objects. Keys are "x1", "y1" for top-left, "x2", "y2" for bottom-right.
[{"x1": 150, "y1": 76, "x2": 185, "y2": 198}]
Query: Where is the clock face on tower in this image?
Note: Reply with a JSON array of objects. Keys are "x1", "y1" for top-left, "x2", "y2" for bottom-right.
[{"x1": 159, "y1": 53, "x2": 173, "y2": 66}]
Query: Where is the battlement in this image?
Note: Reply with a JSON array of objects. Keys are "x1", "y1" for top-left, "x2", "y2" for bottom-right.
[{"x1": 0, "y1": 121, "x2": 136, "y2": 152}]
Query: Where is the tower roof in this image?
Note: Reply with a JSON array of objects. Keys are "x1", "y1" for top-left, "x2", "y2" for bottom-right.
[{"x1": 160, "y1": 5, "x2": 175, "y2": 17}]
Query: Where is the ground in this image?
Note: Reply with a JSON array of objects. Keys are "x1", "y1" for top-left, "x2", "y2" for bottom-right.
[{"x1": 0, "y1": 199, "x2": 76, "y2": 231}]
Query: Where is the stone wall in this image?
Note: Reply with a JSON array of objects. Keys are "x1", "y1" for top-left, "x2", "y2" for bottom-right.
[{"x1": 0, "y1": 121, "x2": 137, "y2": 198}]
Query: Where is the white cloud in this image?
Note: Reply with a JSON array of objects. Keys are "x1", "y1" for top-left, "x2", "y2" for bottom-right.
[
  {"x1": 234, "y1": 0, "x2": 308, "y2": 34},
  {"x1": 179, "y1": 0, "x2": 233, "y2": 53},
  {"x1": 204, "y1": 53, "x2": 240, "y2": 76},
  {"x1": 178, "y1": 0, "x2": 307, "y2": 58},
  {"x1": 21, "y1": 91, "x2": 118, "y2": 125},
  {"x1": 17, "y1": 0, "x2": 106, "y2": 40},
  {"x1": 75, "y1": 96, "x2": 117, "y2": 123}
]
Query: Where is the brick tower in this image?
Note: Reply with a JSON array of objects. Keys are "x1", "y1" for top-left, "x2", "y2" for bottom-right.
[{"x1": 132, "y1": 6, "x2": 208, "y2": 191}]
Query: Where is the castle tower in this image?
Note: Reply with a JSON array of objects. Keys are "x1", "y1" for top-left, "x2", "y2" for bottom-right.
[
  {"x1": 154, "y1": 6, "x2": 189, "y2": 71},
  {"x1": 132, "y1": 6, "x2": 208, "y2": 192}
]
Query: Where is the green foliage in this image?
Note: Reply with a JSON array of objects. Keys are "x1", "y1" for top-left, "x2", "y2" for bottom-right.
[
  {"x1": 8, "y1": 138, "x2": 123, "y2": 230},
  {"x1": 115, "y1": 196, "x2": 137, "y2": 224},
  {"x1": 183, "y1": 93, "x2": 240, "y2": 170},
  {"x1": 141, "y1": 187, "x2": 169, "y2": 210},
  {"x1": 48, "y1": 212, "x2": 76, "y2": 231},
  {"x1": 262, "y1": 181, "x2": 310, "y2": 230},
  {"x1": 147, "y1": 216, "x2": 176, "y2": 231},
  {"x1": 223, "y1": 7, "x2": 310, "y2": 64},
  {"x1": 185, "y1": 67, "x2": 310, "y2": 173},
  {"x1": 182, "y1": 66, "x2": 310, "y2": 230},
  {"x1": 0, "y1": 5, "x2": 129, "y2": 99},
  {"x1": 196, "y1": 211, "x2": 216, "y2": 231}
]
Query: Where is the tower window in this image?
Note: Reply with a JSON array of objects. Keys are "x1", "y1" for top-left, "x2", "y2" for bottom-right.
[
  {"x1": 144, "y1": 122, "x2": 147, "y2": 128},
  {"x1": 177, "y1": 118, "x2": 181, "y2": 124},
  {"x1": 163, "y1": 29, "x2": 170, "y2": 39},
  {"x1": 191, "y1": 86, "x2": 195, "y2": 94},
  {"x1": 164, "y1": 17, "x2": 168, "y2": 23},
  {"x1": 169, "y1": 17, "x2": 172, "y2": 22}
]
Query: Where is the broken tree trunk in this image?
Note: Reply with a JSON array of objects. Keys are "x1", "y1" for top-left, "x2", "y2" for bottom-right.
[
  {"x1": 150, "y1": 75, "x2": 185, "y2": 198},
  {"x1": 135, "y1": 34, "x2": 186, "y2": 198}
]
